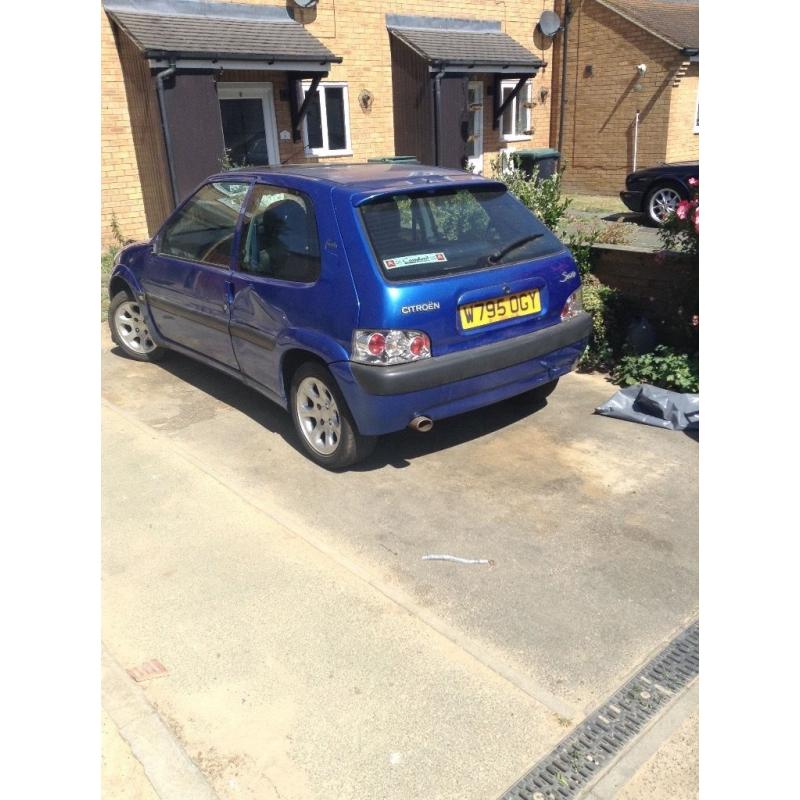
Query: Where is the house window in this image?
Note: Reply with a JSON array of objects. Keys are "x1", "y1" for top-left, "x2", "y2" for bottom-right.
[
  {"x1": 301, "y1": 82, "x2": 352, "y2": 156},
  {"x1": 501, "y1": 80, "x2": 532, "y2": 141}
]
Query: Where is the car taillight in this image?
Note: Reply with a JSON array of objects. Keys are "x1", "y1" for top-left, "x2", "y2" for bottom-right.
[
  {"x1": 367, "y1": 332, "x2": 386, "y2": 355},
  {"x1": 560, "y1": 288, "x2": 584, "y2": 321},
  {"x1": 352, "y1": 330, "x2": 431, "y2": 365}
]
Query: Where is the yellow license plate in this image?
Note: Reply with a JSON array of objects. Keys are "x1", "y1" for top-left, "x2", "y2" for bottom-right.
[{"x1": 458, "y1": 289, "x2": 541, "y2": 330}]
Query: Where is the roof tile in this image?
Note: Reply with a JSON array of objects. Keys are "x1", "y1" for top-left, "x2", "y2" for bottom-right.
[
  {"x1": 389, "y1": 27, "x2": 543, "y2": 69},
  {"x1": 598, "y1": 0, "x2": 698, "y2": 50},
  {"x1": 108, "y1": 8, "x2": 338, "y2": 63}
]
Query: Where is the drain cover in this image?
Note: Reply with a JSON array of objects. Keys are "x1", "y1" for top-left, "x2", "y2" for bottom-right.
[{"x1": 499, "y1": 621, "x2": 699, "y2": 800}]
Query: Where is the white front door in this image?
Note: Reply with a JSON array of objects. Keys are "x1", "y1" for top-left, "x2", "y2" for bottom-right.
[
  {"x1": 466, "y1": 82, "x2": 484, "y2": 174},
  {"x1": 217, "y1": 83, "x2": 280, "y2": 167}
]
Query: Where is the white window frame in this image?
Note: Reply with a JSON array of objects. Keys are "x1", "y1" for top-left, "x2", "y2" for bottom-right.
[
  {"x1": 501, "y1": 79, "x2": 532, "y2": 142},
  {"x1": 217, "y1": 83, "x2": 280, "y2": 166},
  {"x1": 300, "y1": 81, "x2": 353, "y2": 157},
  {"x1": 466, "y1": 81, "x2": 484, "y2": 174}
]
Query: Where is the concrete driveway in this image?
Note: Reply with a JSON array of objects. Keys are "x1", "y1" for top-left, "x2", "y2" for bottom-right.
[{"x1": 101, "y1": 326, "x2": 698, "y2": 800}]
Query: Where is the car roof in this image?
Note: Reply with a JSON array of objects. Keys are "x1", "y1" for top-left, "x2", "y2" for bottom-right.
[{"x1": 209, "y1": 162, "x2": 497, "y2": 195}]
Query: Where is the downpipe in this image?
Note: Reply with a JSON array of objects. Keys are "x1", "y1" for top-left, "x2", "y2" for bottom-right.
[
  {"x1": 433, "y1": 67, "x2": 445, "y2": 166},
  {"x1": 409, "y1": 416, "x2": 434, "y2": 433},
  {"x1": 155, "y1": 62, "x2": 179, "y2": 207},
  {"x1": 556, "y1": 0, "x2": 574, "y2": 158}
]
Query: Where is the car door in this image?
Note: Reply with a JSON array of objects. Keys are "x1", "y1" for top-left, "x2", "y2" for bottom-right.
[
  {"x1": 228, "y1": 181, "x2": 326, "y2": 396},
  {"x1": 141, "y1": 180, "x2": 251, "y2": 368}
]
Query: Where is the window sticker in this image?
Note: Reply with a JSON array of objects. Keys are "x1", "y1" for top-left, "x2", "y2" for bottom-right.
[{"x1": 383, "y1": 252, "x2": 447, "y2": 270}]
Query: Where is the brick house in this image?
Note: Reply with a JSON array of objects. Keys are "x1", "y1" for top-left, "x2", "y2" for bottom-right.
[
  {"x1": 549, "y1": 0, "x2": 699, "y2": 195},
  {"x1": 101, "y1": 0, "x2": 562, "y2": 248}
]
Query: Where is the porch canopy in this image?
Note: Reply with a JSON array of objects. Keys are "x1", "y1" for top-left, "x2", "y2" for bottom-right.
[
  {"x1": 387, "y1": 15, "x2": 544, "y2": 75},
  {"x1": 387, "y1": 14, "x2": 545, "y2": 129},
  {"x1": 105, "y1": 0, "x2": 342, "y2": 145},
  {"x1": 105, "y1": 0, "x2": 340, "y2": 72}
]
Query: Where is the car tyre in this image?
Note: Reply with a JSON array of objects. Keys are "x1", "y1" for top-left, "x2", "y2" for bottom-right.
[
  {"x1": 644, "y1": 184, "x2": 686, "y2": 226},
  {"x1": 290, "y1": 362, "x2": 376, "y2": 470},
  {"x1": 108, "y1": 291, "x2": 166, "y2": 362},
  {"x1": 510, "y1": 377, "x2": 560, "y2": 406}
]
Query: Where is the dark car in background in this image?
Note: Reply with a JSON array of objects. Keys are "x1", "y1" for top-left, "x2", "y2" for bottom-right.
[{"x1": 620, "y1": 161, "x2": 699, "y2": 225}]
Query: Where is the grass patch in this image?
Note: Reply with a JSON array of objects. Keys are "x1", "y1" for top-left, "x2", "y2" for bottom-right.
[{"x1": 565, "y1": 193, "x2": 627, "y2": 215}]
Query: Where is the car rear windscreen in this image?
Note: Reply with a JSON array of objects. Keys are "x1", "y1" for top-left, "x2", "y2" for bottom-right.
[{"x1": 358, "y1": 186, "x2": 563, "y2": 281}]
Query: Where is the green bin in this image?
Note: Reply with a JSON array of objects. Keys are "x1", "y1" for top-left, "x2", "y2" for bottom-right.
[{"x1": 509, "y1": 148, "x2": 560, "y2": 180}]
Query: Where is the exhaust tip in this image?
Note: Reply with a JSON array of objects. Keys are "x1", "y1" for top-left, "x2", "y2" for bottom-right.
[{"x1": 409, "y1": 416, "x2": 434, "y2": 432}]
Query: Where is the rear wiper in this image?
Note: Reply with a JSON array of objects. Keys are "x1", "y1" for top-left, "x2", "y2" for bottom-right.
[{"x1": 488, "y1": 233, "x2": 544, "y2": 264}]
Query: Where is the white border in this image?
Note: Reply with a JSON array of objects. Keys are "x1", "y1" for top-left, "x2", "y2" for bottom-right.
[
  {"x1": 467, "y1": 81, "x2": 484, "y2": 173},
  {"x1": 217, "y1": 82, "x2": 281, "y2": 165},
  {"x1": 300, "y1": 81, "x2": 353, "y2": 157},
  {"x1": 501, "y1": 79, "x2": 532, "y2": 142}
]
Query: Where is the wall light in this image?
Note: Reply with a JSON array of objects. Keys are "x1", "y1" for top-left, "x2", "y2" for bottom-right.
[{"x1": 358, "y1": 90, "x2": 374, "y2": 112}]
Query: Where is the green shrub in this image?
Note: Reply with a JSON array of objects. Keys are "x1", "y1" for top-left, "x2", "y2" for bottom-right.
[
  {"x1": 101, "y1": 246, "x2": 118, "y2": 321},
  {"x1": 562, "y1": 223, "x2": 631, "y2": 278},
  {"x1": 101, "y1": 212, "x2": 126, "y2": 321},
  {"x1": 579, "y1": 278, "x2": 626, "y2": 370},
  {"x1": 612, "y1": 345, "x2": 699, "y2": 393},
  {"x1": 220, "y1": 147, "x2": 244, "y2": 172},
  {"x1": 565, "y1": 228, "x2": 598, "y2": 277},
  {"x1": 490, "y1": 158, "x2": 571, "y2": 231}
]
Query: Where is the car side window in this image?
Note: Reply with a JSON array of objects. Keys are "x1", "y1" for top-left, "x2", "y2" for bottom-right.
[
  {"x1": 238, "y1": 184, "x2": 321, "y2": 282},
  {"x1": 159, "y1": 181, "x2": 250, "y2": 268}
]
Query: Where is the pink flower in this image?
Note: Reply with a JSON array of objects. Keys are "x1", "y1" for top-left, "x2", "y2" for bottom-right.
[
  {"x1": 688, "y1": 177, "x2": 698, "y2": 187},
  {"x1": 676, "y1": 200, "x2": 691, "y2": 220},
  {"x1": 693, "y1": 207, "x2": 699, "y2": 233}
]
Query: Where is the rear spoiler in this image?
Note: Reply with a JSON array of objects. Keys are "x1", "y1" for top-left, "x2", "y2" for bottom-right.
[{"x1": 351, "y1": 180, "x2": 508, "y2": 207}]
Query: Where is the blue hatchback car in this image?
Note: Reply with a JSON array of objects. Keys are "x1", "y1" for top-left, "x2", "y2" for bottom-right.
[{"x1": 108, "y1": 164, "x2": 591, "y2": 468}]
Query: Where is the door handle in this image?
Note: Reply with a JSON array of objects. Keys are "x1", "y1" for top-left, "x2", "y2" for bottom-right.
[{"x1": 224, "y1": 280, "x2": 235, "y2": 308}]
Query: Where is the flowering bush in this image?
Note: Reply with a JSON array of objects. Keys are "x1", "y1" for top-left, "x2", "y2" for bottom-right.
[{"x1": 659, "y1": 177, "x2": 699, "y2": 255}]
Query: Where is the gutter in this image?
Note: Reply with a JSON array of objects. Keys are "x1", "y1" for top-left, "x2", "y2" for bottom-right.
[{"x1": 155, "y1": 62, "x2": 179, "y2": 207}]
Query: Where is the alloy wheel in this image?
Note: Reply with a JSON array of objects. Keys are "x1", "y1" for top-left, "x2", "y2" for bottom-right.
[
  {"x1": 114, "y1": 300, "x2": 157, "y2": 354},
  {"x1": 295, "y1": 376, "x2": 342, "y2": 455},
  {"x1": 648, "y1": 187, "x2": 682, "y2": 224}
]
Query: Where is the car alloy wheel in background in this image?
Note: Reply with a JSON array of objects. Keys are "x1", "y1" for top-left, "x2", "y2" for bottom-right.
[{"x1": 647, "y1": 186, "x2": 683, "y2": 225}]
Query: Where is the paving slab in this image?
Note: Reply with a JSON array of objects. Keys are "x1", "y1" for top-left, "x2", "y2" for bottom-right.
[
  {"x1": 102, "y1": 327, "x2": 698, "y2": 717},
  {"x1": 102, "y1": 708, "x2": 160, "y2": 800},
  {"x1": 614, "y1": 709, "x2": 699, "y2": 800},
  {"x1": 102, "y1": 401, "x2": 566, "y2": 800}
]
